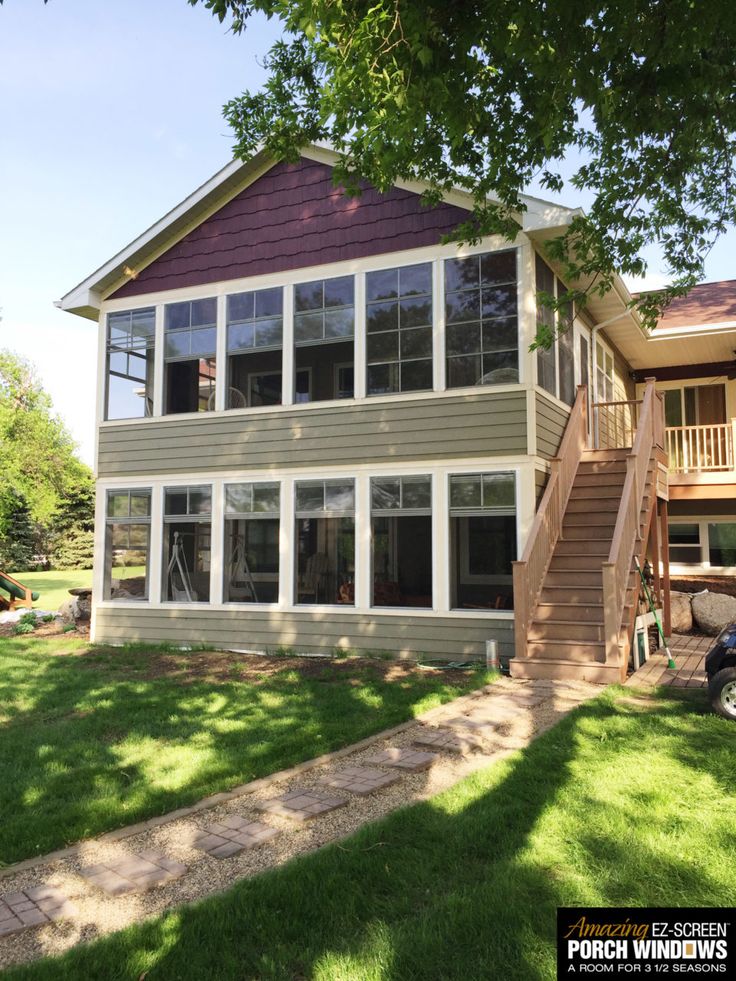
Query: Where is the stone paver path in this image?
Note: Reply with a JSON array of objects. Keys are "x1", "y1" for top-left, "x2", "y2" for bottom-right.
[
  {"x1": 412, "y1": 725, "x2": 485, "y2": 755},
  {"x1": 365, "y1": 748, "x2": 438, "y2": 771},
  {"x1": 0, "y1": 674, "x2": 602, "y2": 972},
  {"x1": 80, "y1": 850, "x2": 187, "y2": 896},
  {"x1": 192, "y1": 816, "x2": 280, "y2": 859},
  {"x1": 317, "y1": 765, "x2": 401, "y2": 796},
  {"x1": 255, "y1": 788, "x2": 349, "y2": 822},
  {"x1": 0, "y1": 886, "x2": 75, "y2": 936}
]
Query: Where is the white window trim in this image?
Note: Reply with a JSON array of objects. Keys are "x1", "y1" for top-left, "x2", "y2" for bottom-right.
[
  {"x1": 93, "y1": 459, "x2": 530, "y2": 622},
  {"x1": 97, "y1": 236, "x2": 530, "y2": 428},
  {"x1": 668, "y1": 516, "x2": 736, "y2": 576}
]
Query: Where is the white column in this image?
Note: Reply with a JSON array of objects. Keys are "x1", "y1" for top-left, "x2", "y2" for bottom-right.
[
  {"x1": 91, "y1": 483, "x2": 107, "y2": 608},
  {"x1": 282, "y1": 286, "x2": 294, "y2": 406},
  {"x1": 215, "y1": 294, "x2": 227, "y2": 412},
  {"x1": 153, "y1": 304, "x2": 165, "y2": 416},
  {"x1": 433, "y1": 258, "x2": 446, "y2": 392},
  {"x1": 516, "y1": 461, "x2": 537, "y2": 558},
  {"x1": 354, "y1": 272, "x2": 367, "y2": 400},
  {"x1": 280, "y1": 475, "x2": 295, "y2": 606},
  {"x1": 148, "y1": 483, "x2": 164, "y2": 604},
  {"x1": 518, "y1": 241, "x2": 537, "y2": 389},
  {"x1": 433, "y1": 470, "x2": 450, "y2": 611},
  {"x1": 209, "y1": 479, "x2": 224, "y2": 604},
  {"x1": 355, "y1": 473, "x2": 371, "y2": 609}
]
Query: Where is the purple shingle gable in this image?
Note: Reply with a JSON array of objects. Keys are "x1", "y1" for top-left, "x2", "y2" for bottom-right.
[{"x1": 112, "y1": 158, "x2": 470, "y2": 298}]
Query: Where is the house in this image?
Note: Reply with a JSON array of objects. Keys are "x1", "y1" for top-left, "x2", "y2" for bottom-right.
[{"x1": 56, "y1": 144, "x2": 733, "y2": 682}]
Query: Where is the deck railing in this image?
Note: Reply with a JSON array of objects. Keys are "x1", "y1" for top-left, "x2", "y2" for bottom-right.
[
  {"x1": 512, "y1": 385, "x2": 588, "y2": 661},
  {"x1": 601, "y1": 378, "x2": 663, "y2": 671},
  {"x1": 666, "y1": 422, "x2": 735, "y2": 473}
]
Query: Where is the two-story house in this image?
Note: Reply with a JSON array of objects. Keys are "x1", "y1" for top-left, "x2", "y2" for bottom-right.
[{"x1": 58, "y1": 145, "x2": 729, "y2": 683}]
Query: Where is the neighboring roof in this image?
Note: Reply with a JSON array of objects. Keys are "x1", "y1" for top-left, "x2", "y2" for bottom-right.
[
  {"x1": 56, "y1": 143, "x2": 581, "y2": 320},
  {"x1": 652, "y1": 279, "x2": 736, "y2": 331}
]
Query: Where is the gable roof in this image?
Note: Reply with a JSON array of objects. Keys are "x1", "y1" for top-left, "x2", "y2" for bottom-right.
[{"x1": 56, "y1": 144, "x2": 580, "y2": 320}]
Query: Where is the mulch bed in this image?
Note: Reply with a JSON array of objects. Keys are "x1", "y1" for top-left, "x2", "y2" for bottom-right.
[{"x1": 671, "y1": 576, "x2": 736, "y2": 598}]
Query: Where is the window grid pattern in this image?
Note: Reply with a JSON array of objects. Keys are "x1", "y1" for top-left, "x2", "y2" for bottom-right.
[
  {"x1": 164, "y1": 298, "x2": 217, "y2": 361},
  {"x1": 226, "y1": 289, "x2": 283, "y2": 353},
  {"x1": 225, "y1": 482, "x2": 280, "y2": 516},
  {"x1": 164, "y1": 485, "x2": 212, "y2": 518},
  {"x1": 445, "y1": 250, "x2": 518, "y2": 388},
  {"x1": 371, "y1": 475, "x2": 432, "y2": 513},
  {"x1": 366, "y1": 263, "x2": 433, "y2": 395},
  {"x1": 449, "y1": 473, "x2": 515, "y2": 514},
  {"x1": 294, "y1": 276, "x2": 355, "y2": 345},
  {"x1": 295, "y1": 480, "x2": 356, "y2": 516}
]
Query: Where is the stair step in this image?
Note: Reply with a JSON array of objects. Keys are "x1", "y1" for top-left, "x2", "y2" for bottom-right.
[
  {"x1": 569, "y1": 484, "x2": 625, "y2": 500},
  {"x1": 541, "y1": 585, "x2": 604, "y2": 604},
  {"x1": 559, "y1": 524, "x2": 616, "y2": 540},
  {"x1": 534, "y1": 602, "x2": 604, "y2": 622},
  {"x1": 572, "y1": 471, "x2": 627, "y2": 487},
  {"x1": 581, "y1": 449, "x2": 629, "y2": 461},
  {"x1": 528, "y1": 620, "x2": 605, "y2": 642},
  {"x1": 554, "y1": 541, "x2": 610, "y2": 556},
  {"x1": 566, "y1": 497, "x2": 621, "y2": 513},
  {"x1": 549, "y1": 556, "x2": 609, "y2": 572},
  {"x1": 510, "y1": 658, "x2": 626, "y2": 684},
  {"x1": 526, "y1": 639, "x2": 608, "y2": 662},
  {"x1": 563, "y1": 511, "x2": 617, "y2": 526},
  {"x1": 576, "y1": 462, "x2": 628, "y2": 475}
]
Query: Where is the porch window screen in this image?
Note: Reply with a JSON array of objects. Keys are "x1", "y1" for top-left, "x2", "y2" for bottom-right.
[
  {"x1": 162, "y1": 485, "x2": 212, "y2": 603},
  {"x1": 295, "y1": 479, "x2": 355, "y2": 605},
  {"x1": 226, "y1": 287, "x2": 284, "y2": 408},
  {"x1": 445, "y1": 249, "x2": 518, "y2": 388},
  {"x1": 224, "y1": 482, "x2": 280, "y2": 604},
  {"x1": 366, "y1": 263, "x2": 433, "y2": 395},
  {"x1": 371, "y1": 475, "x2": 432, "y2": 608},
  {"x1": 105, "y1": 308, "x2": 155, "y2": 420},
  {"x1": 449, "y1": 472, "x2": 516, "y2": 610},
  {"x1": 103, "y1": 489, "x2": 151, "y2": 600},
  {"x1": 294, "y1": 276, "x2": 355, "y2": 402},
  {"x1": 163, "y1": 298, "x2": 217, "y2": 414}
]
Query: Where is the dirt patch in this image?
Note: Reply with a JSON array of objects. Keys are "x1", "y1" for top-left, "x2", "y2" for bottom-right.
[
  {"x1": 671, "y1": 576, "x2": 736, "y2": 598},
  {"x1": 0, "y1": 620, "x2": 87, "y2": 641}
]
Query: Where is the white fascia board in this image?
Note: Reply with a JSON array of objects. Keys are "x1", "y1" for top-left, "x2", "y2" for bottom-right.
[{"x1": 649, "y1": 320, "x2": 736, "y2": 340}]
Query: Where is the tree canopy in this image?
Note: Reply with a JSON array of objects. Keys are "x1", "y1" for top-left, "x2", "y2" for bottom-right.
[
  {"x1": 191, "y1": 0, "x2": 736, "y2": 334},
  {"x1": 0, "y1": 351, "x2": 93, "y2": 570}
]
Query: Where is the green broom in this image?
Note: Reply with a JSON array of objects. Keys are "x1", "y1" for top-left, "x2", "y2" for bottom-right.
[{"x1": 634, "y1": 556, "x2": 676, "y2": 669}]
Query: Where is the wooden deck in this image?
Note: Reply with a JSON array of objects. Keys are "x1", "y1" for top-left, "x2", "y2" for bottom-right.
[{"x1": 626, "y1": 634, "x2": 712, "y2": 689}]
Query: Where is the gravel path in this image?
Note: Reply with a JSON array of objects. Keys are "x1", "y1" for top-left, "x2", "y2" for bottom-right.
[{"x1": 0, "y1": 676, "x2": 600, "y2": 971}]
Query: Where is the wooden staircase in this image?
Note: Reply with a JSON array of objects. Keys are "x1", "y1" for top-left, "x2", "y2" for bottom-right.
[{"x1": 512, "y1": 381, "x2": 666, "y2": 683}]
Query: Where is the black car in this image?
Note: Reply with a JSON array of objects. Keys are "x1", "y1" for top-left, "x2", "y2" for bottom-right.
[{"x1": 705, "y1": 625, "x2": 736, "y2": 721}]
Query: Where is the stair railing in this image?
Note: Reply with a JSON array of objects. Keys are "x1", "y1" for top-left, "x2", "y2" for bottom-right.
[
  {"x1": 512, "y1": 385, "x2": 588, "y2": 660},
  {"x1": 601, "y1": 378, "x2": 662, "y2": 673}
]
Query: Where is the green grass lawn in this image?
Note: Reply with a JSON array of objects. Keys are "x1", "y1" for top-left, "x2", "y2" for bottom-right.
[
  {"x1": 0, "y1": 634, "x2": 490, "y2": 865},
  {"x1": 5, "y1": 686, "x2": 734, "y2": 981},
  {"x1": 2, "y1": 569, "x2": 93, "y2": 612}
]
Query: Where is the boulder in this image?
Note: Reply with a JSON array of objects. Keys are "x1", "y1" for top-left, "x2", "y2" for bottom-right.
[
  {"x1": 691, "y1": 590, "x2": 736, "y2": 636},
  {"x1": 669, "y1": 591, "x2": 693, "y2": 634},
  {"x1": 58, "y1": 597, "x2": 79, "y2": 623}
]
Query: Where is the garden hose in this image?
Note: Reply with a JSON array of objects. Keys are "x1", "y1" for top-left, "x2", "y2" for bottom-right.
[{"x1": 634, "y1": 557, "x2": 676, "y2": 669}]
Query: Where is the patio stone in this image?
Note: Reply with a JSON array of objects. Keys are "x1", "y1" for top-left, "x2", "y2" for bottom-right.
[
  {"x1": 317, "y1": 765, "x2": 401, "y2": 796},
  {"x1": 254, "y1": 788, "x2": 349, "y2": 822},
  {"x1": 365, "y1": 748, "x2": 438, "y2": 771},
  {"x1": 80, "y1": 849, "x2": 187, "y2": 896},
  {"x1": 0, "y1": 885, "x2": 75, "y2": 936},
  {"x1": 412, "y1": 726, "x2": 486, "y2": 755},
  {"x1": 191, "y1": 817, "x2": 280, "y2": 858}
]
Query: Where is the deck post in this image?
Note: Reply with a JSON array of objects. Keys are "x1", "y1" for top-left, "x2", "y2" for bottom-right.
[
  {"x1": 660, "y1": 499, "x2": 672, "y2": 637},
  {"x1": 650, "y1": 497, "x2": 661, "y2": 606}
]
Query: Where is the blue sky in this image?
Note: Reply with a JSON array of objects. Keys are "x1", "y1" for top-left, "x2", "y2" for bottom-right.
[{"x1": 1, "y1": 0, "x2": 733, "y2": 465}]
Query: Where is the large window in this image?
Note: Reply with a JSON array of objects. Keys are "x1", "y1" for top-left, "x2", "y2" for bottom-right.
[
  {"x1": 164, "y1": 298, "x2": 217, "y2": 414},
  {"x1": 294, "y1": 276, "x2": 355, "y2": 402},
  {"x1": 371, "y1": 475, "x2": 432, "y2": 607},
  {"x1": 667, "y1": 523, "x2": 701, "y2": 564},
  {"x1": 536, "y1": 255, "x2": 575, "y2": 405},
  {"x1": 226, "y1": 288, "x2": 286, "y2": 408},
  {"x1": 105, "y1": 308, "x2": 155, "y2": 420},
  {"x1": 103, "y1": 489, "x2": 151, "y2": 600},
  {"x1": 449, "y1": 472, "x2": 516, "y2": 609},
  {"x1": 708, "y1": 523, "x2": 736, "y2": 567},
  {"x1": 445, "y1": 250, "x2": 518, "y2": 388},
  {"x1": 162, "y1": 485, "x2": 211, "y2": 602},
  {"x1": 366, "y1": 263, "x2": 433, "y2": 395},
  {"x1": 224, "y1": 482, "x2": 280, "y2": 603},
  {"x1": 295, "y1": 479, "x2": 355, "y2": 605}
]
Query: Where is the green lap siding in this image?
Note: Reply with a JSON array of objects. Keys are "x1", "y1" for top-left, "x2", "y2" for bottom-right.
[
  {"x1": 93, "y1": 607, "x2": 513, "y2": 663},
  {"x1": 97, "y1": 390, "x2": 528, "y2": 477},
  {"x1": 535, "y1": 392, "x2": 570, "y2": 459}
]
